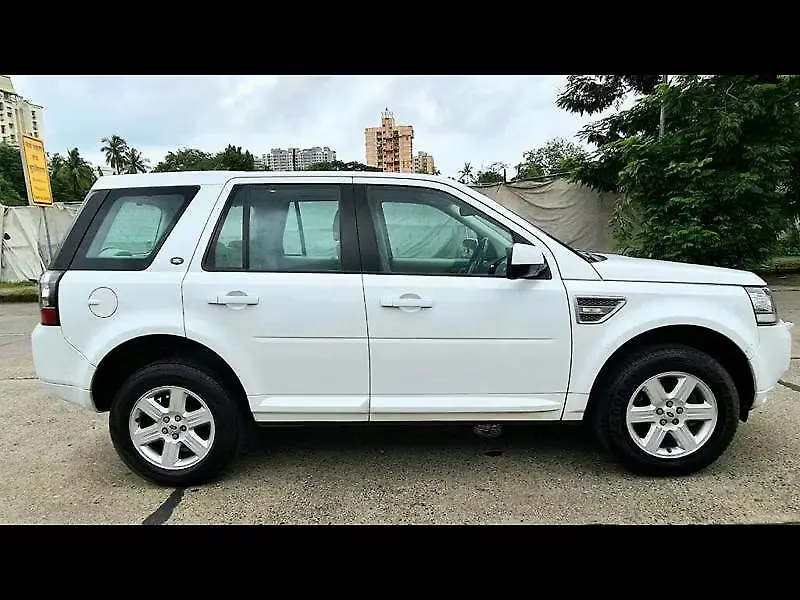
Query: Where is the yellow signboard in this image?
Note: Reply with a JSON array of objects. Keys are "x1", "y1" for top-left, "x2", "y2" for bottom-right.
[{"x1": 20, "y1": 134, "x2": 54, "y2": 206}]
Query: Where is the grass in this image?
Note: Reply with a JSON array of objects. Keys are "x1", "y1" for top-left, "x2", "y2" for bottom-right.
[
  {"x1": 758, "y1": 256, "x2": 800, "y2": 275},
  {"x1": 0, "y1": 281, "x2": 38, "y2": 303}
]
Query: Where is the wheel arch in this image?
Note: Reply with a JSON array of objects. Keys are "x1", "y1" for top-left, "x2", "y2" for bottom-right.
[
  {"x1": 91, "y1": 334, "x2": 251, "y2": 420},
  {"x1": 584, "y1": 325, "x2": 755, "y2": 423}
]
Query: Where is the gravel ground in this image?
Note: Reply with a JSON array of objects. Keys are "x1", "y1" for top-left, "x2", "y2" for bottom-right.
[{"x1": 1, "y1": 299, "x2": 798, "y2": 525}]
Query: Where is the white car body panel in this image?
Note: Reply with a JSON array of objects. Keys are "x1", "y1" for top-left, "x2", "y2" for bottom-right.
[
  {"x1": 594, "y1": 253, "x2": 767, "y2": 286},
  {"x1": 55, "y1": 183, "x2": 223, "y2": 369},
  {"x1": 30, "y1": 171, "x2": 792, "y2": 436}
]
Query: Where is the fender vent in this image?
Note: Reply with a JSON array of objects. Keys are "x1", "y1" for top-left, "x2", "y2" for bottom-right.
[{"x1": 575, "y1": 296, "x2": 626, "y2": 324}]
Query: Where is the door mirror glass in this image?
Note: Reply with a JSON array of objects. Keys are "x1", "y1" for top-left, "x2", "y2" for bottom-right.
[{"x1": 507, "y1": 243, "x2": 547, "y2": 279}]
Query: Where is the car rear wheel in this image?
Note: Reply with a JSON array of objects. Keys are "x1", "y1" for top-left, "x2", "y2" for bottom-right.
[
  {"x1": 109, "y1": 361, "x2": 243, "y2": 487},
  {"x1": 593, "y1": 344, "x2": 740, "y2": 476}
]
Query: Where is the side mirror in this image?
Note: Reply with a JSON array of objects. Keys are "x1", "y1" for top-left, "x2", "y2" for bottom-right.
[{"x1": 506, "y1": 243, "x2": 547, "y2": 280}]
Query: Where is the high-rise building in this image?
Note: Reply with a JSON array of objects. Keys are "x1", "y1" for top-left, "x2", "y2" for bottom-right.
[
  {"x1": 258, "y1": 146, "x2": 337, "y2": 171},
  {"x1": 413, "y1": 151, "x2": 436, "y2": 175},
  {"x1": 0, "y1": 76, "x2": 44, "y2": 148},
  {"x1": 365, "y1": 109, "x2": 414, "y2": 173}
]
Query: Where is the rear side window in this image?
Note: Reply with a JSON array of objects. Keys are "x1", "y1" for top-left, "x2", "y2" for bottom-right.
[
  {"x1": 71, "y1": 186, "x2": 199, "y2": 271},
  {"x1": 203, "y1": 183, "x2": 343, "y2": 273}
]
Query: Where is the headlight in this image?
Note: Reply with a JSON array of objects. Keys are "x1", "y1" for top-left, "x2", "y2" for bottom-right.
[{"x1": 745, "y1": 286, "x2": 778, "y2": 325}]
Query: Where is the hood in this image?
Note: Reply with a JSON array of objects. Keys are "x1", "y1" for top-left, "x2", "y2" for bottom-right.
[{"x1": 591, "y1": 253, "x2": 766, "y2": 286}]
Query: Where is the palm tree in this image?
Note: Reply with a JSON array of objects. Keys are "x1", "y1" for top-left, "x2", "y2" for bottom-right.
[
  {"x1": 48, "y1": 153, "x2": 66, "y2": 176},
  {"x1": 458, "y1": 162, "x2": 474, "y2": 184},
  {"x1": 64, "y1": 148, "x2": 95, "y2": 197},
  {"x1": 101, "y1": 135, "x2": 129, "y2": 174},
  {"x1": 122, "y1": 147, "x2": 149, "y2": 174}
]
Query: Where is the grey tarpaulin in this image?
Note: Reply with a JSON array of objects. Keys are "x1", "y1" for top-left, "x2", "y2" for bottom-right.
[
  {"x1": 470, "y1": 177, "x2": 618, "y2": 253},
  {"x1": 0, "y1": 203, "x2": 82, "y2": 282}
]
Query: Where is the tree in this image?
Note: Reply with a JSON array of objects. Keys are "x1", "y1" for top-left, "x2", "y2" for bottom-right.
[
  {"x1": 0, "y1": 173, "x2": 25, "y2": 206},
  {"x1": 59, "y1": 148, "x2": 96, "y2": 201},
  {"x1": 213, "y1": 145, "x2": 255, "y2": 171},
  {"x1": 474, "y1": 162, "x2": 506, "y2": 185},
  {"x1": 0, "y1": 143, "x2": 27, "y2": 200},
  {"x1": 514, "y1": 138, "x2": 587, "y2": 181},
  {"x1": 152, "y1": 148, "x2": 215, "y2": 172},
  {"x1": 457, "y1": 162, "x2": 474, "y2": 184},
  {"x1": 305, "y1": 160, "x2": 381, "y2": 172},
  {"x1": 122, "y1": 147, "x2": 149, "y2": 174},
  {"x1": 101, "y1": 135, "x2": 129, "y2": 174},
  {"x1": 559, "y1": 74, "x2": 800, "y2": 268},
  {"x1": 48, "y1": 152, "x2": 66, "y2": 176}
]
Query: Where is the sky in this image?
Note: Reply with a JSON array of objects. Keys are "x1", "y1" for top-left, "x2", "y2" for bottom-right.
[{"x1": 8, "y1": 75, "x2": 600, "y2": 178}]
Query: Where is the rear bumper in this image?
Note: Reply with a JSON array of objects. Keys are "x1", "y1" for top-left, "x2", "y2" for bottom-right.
[
  {"x1": 749, "y1": 320, "x2": 793, "y2": 410},
  {"x1": 31, "y1": 324, "x2": 98, "y2": 411},
  {"x1": 39, "y1": 381, "x2": 98, "y2": 411}
]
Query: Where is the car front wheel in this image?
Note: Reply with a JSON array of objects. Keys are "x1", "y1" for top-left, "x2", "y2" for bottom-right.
[
  {"x1": 109, "y1": 361, "x2": 243, "y2": 487},
  {"x1": 593, "y1": 344, "x2": 740, "y2": 476}
]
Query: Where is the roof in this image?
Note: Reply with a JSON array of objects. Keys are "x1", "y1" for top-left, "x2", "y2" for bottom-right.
[
  {"x1": 91, "y1": 170, "x2": 453, "y2": 190},
  {"x1": 0, "y1": 75, "x2": 17, "y2": 95}
]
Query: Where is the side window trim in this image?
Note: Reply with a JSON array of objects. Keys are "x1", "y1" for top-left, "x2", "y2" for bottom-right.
[
  {"x1": 355, "y1": 183, "x2": 531, "y2": 278},
  {"x1": 68, "y1": 185, "x2": 199, "y2": 272},
  {"x1": 201, "y1": 182, "x2": 361, "y2": 274},
  {"x1": 50, "y1": 188, "x2": 109, "y2": 271}
]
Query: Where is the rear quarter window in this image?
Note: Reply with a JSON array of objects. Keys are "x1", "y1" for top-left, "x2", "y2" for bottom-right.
[{"x1": 69, "y1": 186, "x2": 199, "y2": 271}]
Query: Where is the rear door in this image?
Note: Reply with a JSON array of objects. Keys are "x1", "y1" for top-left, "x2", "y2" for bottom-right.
[{"x1": 181, "y1": 176, "x2": 370, "y2": 422}]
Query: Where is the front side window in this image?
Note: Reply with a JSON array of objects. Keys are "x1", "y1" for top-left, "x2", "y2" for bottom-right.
[
  {"x1": 205, "y1": 184, "x2": 342, "y2": 273},
  {"x1": 367, "y1": 185, "x2": 514, "y2": 276},
  {"x1": 72, "y1": 186, "x2": 198, "y2": 270}
]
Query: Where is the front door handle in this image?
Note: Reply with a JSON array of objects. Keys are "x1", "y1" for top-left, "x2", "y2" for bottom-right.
[
  {"x1": 380, "y1": 295, "x2": 433, "y2": 309},
  {"x1": 208, "y1": 293, "x2": 260, "y2": 306}
]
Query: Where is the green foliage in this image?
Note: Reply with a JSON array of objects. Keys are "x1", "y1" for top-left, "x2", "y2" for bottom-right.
[
  {"x1": 101, "y1": 135, "x2": 150, "y2": 174},
  {"x1": 122, "y1": 147, "x2": 149, "y2": 173},
  {"x1": 50, "y1": 148, "x2": 96, "y2": 202},
  {"x1": 457, "y1": 162, "x2": 474, "y2": 184},
  {"x1": 474, "y1": 162, "x2": 507, "y2": 185},
  {"x1": 559, "y1": 74, "x2": 800, "y2": 268},
  {"x1": 0, "y1": 173, "x2": 25, "y2": 206},
  {"x1": 305, "y1": 160, "x2": 381, "y2": 172},
  {"x1": 514, "y1": 138, "x2": 587, "y2": 181},
  {"x1": 152, "y1": 148, "x2": 216, "y2": 172},
  {"x1": 213, "y1": 145, "x2": 255, "y2": 171},
  {"x1": 556, "y1": 75, "x2": 663, "y2": 116},
  {"x1": 153, "y1": 146, "x2": 257, "y2": 172},
  {"x1": 0, "y1": 143, "x2": 27, "y2": 201},
  {"x1": 101, "y1": 135, "x2": 129, "y2": 175}
]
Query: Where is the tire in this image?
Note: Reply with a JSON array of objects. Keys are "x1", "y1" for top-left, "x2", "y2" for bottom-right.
[
  {"x1": 592, "y1": 344, "x2": 740, "y2": 476},
  {"x1": 109, "y1": 360, "x2": 244, "y2": 487}
]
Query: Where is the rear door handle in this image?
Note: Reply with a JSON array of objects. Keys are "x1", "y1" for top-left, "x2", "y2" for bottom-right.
[
  {"x1": 380, "y1": 295, "x2": 433, "y2": 309},
  {"x1": 208, "y1": 294, "x2": 260, "y2": 306}
]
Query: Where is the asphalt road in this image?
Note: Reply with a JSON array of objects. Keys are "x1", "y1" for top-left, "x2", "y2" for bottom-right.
[{"x1": 1, "y1": 296, "x2": 799, "y2": 525}]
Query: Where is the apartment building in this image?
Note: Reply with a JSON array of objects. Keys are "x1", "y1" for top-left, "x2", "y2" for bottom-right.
[
  {"x1": 258, "y1": 146, "x2": 337, "y2": 171},
  {"x1": 365, "y1": 109, "x2": 414, "y2": 173},
  {"x1": 413, "y1": 151, "x2": 436, "y2": 174},
  {"x1": 0, "y1": 76, "x2": 44, "y2": 148}
]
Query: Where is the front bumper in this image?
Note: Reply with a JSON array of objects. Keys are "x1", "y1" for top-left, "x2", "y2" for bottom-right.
[{"x1": 749, "y1": 319, "x2": 793, "y2": 410}]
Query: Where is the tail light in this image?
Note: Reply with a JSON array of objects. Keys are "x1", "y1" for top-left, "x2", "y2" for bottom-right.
[{"x1": 38, "y1": 270, "x2": 64, "y2": 326}]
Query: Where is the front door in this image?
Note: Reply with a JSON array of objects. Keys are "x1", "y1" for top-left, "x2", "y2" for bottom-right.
[
  {"x1": 181, "y1": 177, "x2": 370, "y2": 422},
  {"x1": 355, "y1": 179, "x2": 573, "y2": 421}
]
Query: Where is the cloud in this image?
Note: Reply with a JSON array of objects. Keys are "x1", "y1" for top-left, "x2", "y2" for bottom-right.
[{"x1": 7, "y1": 75, "x2": 598, "y2": 178}]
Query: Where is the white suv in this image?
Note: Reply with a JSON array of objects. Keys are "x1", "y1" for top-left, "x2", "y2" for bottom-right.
[{"x1": 31, "y1": 171, "x2": 793, "y2": 486}]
